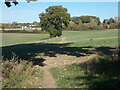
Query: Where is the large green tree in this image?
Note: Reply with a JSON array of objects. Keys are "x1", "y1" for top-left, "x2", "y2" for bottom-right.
[{"x1": 39, "y1": 6, "x2": 70, "y2": 37}]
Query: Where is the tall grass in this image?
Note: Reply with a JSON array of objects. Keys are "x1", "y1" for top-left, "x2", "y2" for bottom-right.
[{"x1": 2, "y1": 54, "x2": 43, "y2": 88}]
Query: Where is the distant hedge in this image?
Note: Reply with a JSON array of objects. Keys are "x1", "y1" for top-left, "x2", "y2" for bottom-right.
[
  {"x1": 2, "y1": 30, "x2": 48, "y2": 34},
  {"x1": 109, "y1": 23, "x2": 119, "y2": 29},
  {"x1": 65, "y1": 23, "x2": 118, "y2": 31}
]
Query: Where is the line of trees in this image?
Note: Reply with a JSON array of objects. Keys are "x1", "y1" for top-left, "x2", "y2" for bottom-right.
[
  {"x1": 66, "y1": 16, "x2": 119, "y2": 31},
  {"x1": 1, "y1": 21, "x2": 40, "y2": 29}
]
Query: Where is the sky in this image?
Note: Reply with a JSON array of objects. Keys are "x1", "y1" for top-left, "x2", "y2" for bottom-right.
[{"x1": 0, "y1": 1, "x2": 118, "y2": 23}]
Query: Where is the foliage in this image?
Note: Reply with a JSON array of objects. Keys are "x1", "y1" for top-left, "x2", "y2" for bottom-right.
[
  {"x1": 109, "y1": 23, "x2": 118, "y2": 29},
  {"x1": 33, "y1": 21, "x2": 40, "y2": 26},
  {"x1": 39, "y1": 5, "x2": 70, "y2": 37},
  {"x1": 103, "y1": 19, "x2": 109, "y2": 24},
  {"x1": 103, "y1": 18, "x2": 116, "y2": 25},
  {"x1": 80, "y1": 16, "x2": 101, "y2": 25},
  {"x1": 50, "y1": 46, "x2": 119, "y2": 89},
  {"x1": 71, "y1": 17, "x2": 82, "y2": 24},
  {"x1": 4, "y1": 0, "x2": 38, "y2": 7},
  {"x1": 2, "y1": 54, "x2": 43, "y2": 88},
  {"x1": 97, "y1": 23, "x2": 108, "y2": 29},
  {"x1": 71, "y1": 16, "x2": 101, "y2": 25},
  {"x1": 67, "y1": 23, "x2": 109, "y2": 31},
  {"x1": 2, "y1": 30, "x2": 48, "y2": 34},
  {"x1": 108, "y1": 18, "x2": 115, "y2": 24}
]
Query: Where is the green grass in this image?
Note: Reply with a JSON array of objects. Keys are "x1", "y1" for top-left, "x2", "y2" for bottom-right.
[
  {"x1": 2, "y1": 29, "x2": 119, "y2": 88},
  {"x1": 2, "y1": 33, "x2": 49, "y2": 46},
  {"x1": 68, "y1": 38, "x2": 118, "y2": 47},
  {"x1": 50, "y1": 55, "x2": 119, "y2": 89},
  {"x1": 2, "y1": 29, "x2": 118, "y2": 47},
  {"x1": 45, "y1": 29, "x2": 118, "y2": 43}
]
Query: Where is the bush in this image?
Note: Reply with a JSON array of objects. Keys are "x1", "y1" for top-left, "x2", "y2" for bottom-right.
[
  {"x1": 82, "y1": 23, "x2": 98, "y2": 30},
  {"x1": 2, "y1": 54, "x2": 43, "y2": 88},
  {"x1": 97, "y1": 23, "x2": 108, "y2": 30},
  {"x1": 68, "y1": 23, "x2": 98, "y2": 31},
  {"x1": 109, "y1": 23, "x2": 118, "y2": 29},
  {"x1": 68, "y1": 23, "x2": 83, "y2": 31},
  {"x1": 2, "y1": 30, "x2": 48, "y2": 34},
  {"x1": 67, "y1": 22, "x2": 119, "y2": 31}
]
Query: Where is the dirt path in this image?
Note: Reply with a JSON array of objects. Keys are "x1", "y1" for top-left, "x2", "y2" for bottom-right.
[
  {"x1": 41, "y1": 67, "x2": 58, "y2": 88},
  {"x1": 32, "y1": 36, "x2": 115, "y2": 88},
  {"x1": 35, "y1": 54, "x2": 97, "y2": 88},
  {"x1": 43, "y1": 54, "x2": 97, "y2": 68}
]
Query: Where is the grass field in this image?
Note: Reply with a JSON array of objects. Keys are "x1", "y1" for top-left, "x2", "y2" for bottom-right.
[
  {"x1": 2, "y1": 29, "x2": 118, "y2": 47},
  {"x1": 2, "y1": 33, "x2": 49, "y2": 46},
  {"x1": 2, "y1": 29, "x2": 119, "y2": 88}
]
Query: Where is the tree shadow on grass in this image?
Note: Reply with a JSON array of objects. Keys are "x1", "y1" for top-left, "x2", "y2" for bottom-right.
[
  {"x1": 2, "y1": 42, "x2": 116, "y2": 66},
  {"x1": 70, "y1": 53, "x2": 120, "y2": 89}
]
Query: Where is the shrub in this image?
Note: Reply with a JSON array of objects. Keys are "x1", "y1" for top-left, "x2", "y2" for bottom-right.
[
  {"x1": 2, "y1": 30, "x2": 48, "y2": 34},
  {"x1": 82, "y1": 23, "x2": 98, "y2": 30},
  {"x1": 109, "y1": 23, "x2": 118, "y2": 29},
  {"x1": 97, "y1": 23, "x2": 108, "y2": 29},
  {"x1": 2, "y1": 54, "x2": 43, "y2": 88},
  {"x1": 68, "y1": 23, "x2": 83, "y2": 31}
]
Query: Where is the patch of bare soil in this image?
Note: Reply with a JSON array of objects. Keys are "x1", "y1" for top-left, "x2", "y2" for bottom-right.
[{"x1": 34, "y1": 54, "x2": 97, "y2": 88}]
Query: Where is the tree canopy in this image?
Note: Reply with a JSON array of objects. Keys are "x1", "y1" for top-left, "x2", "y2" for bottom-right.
[
  {"x1": 71, "y1": 16, "x2": 101, "y2": 25},
  {"x1": 39, "y1": 6, "x2": 70, "y2": 37},
  {"x1": 103, "y1": 18, "x2": 115, "y2": 24}
]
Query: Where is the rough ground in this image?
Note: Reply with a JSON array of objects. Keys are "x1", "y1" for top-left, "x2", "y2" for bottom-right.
[
  {"x1": 34, "y1": 54, "x2": 97, "y2": 88},
  {"x1": 29, "y1": 36, "x2": 116, "y2": 88}
]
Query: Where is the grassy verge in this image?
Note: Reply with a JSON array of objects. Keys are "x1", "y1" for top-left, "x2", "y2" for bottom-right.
[
  {"x1": 2, "y1": 54, "x2": 44, "y2": 88},
  {"x1": 50, "y1": 47, "x2": 119, "y2": 89}
]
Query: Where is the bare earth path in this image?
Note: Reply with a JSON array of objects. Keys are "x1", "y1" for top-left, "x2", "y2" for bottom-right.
[
  {"x1": 41, "y1": 67, "x2": 58, "y2": 88},
  {"x1": 33, "y1": 36, "x2": 116, "y2": 88},
  {"x1": 35, "y1": 54, "x2": 97, "y2": 88}
]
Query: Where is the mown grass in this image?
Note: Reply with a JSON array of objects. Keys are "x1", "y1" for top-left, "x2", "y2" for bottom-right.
[
  {"x1": 2, "y1": 33, "x2": 49, "y2": 46},
  {"x1": 68, "y1": 38, "x2": 118, "y2": 47},
  {"x1": 50, "y1": 50, "x2": 120, "y2": 89},
  {"x1": 45, "y1": 29, "x2": 118, "y2": 43},
  {"x1": 2, "y1": 29, "x2": 118, "y2": 47},
  {"x1": 2, "y1": 54, "x2": 44, "y2": 88}
]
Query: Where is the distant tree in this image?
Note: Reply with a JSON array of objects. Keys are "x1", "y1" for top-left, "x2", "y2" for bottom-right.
[
  {"x1": 103, "y1": 19, "x2": 109, "y2": 24},
  {"x1": 108, "y1": 18, "x2": 115, "y2": 24},
  {"x1": 71, "y1": 17, "x2": 82, "y2": 24},
  {"x1": 103, "y1": 19, "x2": 106, "y2": 23},
  {"x1": 103, "y1": 18, "x2": 115, "y2": 25},
  {"x1": 33, "y1": 21, "x2": 39, "y2": 26},
  {"x1": 79, "y1": 16, "x2": 101, "y2": 24},
  {"x1": 80, "y1": 16, "x2": 90, "y2": 23},
  {"x1": 39, "y1": 6, "x2": 70, "y2": 37}
]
